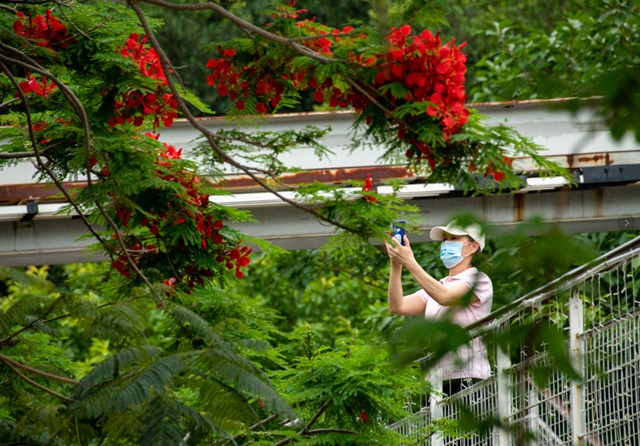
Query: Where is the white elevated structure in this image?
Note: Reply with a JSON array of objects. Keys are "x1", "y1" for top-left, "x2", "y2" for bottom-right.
[{"x1": 1, "y1": 99, "x2": 640, "y2": 266}]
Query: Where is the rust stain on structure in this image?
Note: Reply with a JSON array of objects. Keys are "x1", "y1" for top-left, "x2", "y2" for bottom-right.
[
  {"x1": 0, "y1": 167, "x2": 415, "y2": 204},
  {"x1": 213, "y1": 166, "x2": 415, "y2": 192},
  {"x1": 577, "y1": 152, "x2": 613, "y2": 166},
  {"x1": 514, "y1": 193, "x2": 525, "y2": 222},
  {"x1": 0, "y1": 182, "x2": 86, "y2": 204},
  {"x1": 566, "y1": 152, "x2": 614, "y2": 169},
  {"x1": 594, "y1": 188, "x2": 604, "y2": 218}
]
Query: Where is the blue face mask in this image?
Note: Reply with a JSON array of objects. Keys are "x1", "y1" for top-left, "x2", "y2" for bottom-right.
[{"x1": 440, "y1": 240, "x2": 471, "y2": 268}]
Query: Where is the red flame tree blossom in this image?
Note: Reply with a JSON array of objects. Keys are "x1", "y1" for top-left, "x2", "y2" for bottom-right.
[
  {"x1": 103, "y1": 133, "x2": 253, "y2": 289},
  {"x1": 108, "y1": 33, "x2": 179, "y2": 128},
  {"x1": 362, "y1": 173, "x2": 376, "y2": 203},
  {"x1": 1, "y1": 2, "x2": 572, "y2": 443},
  {"x1": 5, "y1": 2, "x2": 565, "y2": 294},
  {"x1": 19, "y1": 73, "x2": 57, "y2": 99},
  {"x1": 9, "y1": 8, "x2": 251, "y2": 293},
  {"x1": 203, "y1": 6, "x2": 517, "y2": 182},
  {"x1": 13, "y1": 9, "x2": 75, "y2": 49}
]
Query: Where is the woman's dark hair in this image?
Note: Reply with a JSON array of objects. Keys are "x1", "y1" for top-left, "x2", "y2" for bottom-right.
[{"x1": 465, "y1": 235, "x2": 480, "y2": 265}]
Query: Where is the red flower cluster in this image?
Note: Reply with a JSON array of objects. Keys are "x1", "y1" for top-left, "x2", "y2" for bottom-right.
[
  {"x1": 13, "y1": 9, "x2": 74, "y2": 49},
  {"x1": 206, "y1": 47, "x2": 286, "y2": 114},
  {"x1": 309, "y1": 76, "x2": 367, "y2": 110},
  {"x1": 106, "y1": 134, "x2": 252, "y2": 288},
  {"x1": 206, "y1": 18, "x2": 469, "y2": 167},
  {"x1": 206, "y1": 8, "x2": 354, "y2": 114},
  {"x1": 470, "y1": 155, "x2": 512, "y2": 182},
  {"x1": 221, "y1": 245, "x2": 252, "y2": 279},
  {"x1": 154, "y1": 139, "x2": 253, "y2": 281},
  {"x1": 109, "y1": 91, "x2": 177, "y2": 128},
  {"x1": 205, "y1": 48, "x2": 244, "y2": 100},
  {"x1": 362, "y1": 173, "x2": 376, "y2": 203},
  {"x1": 271, "y1": 0, "x2": 307, "y2": 19},
  {"x1": 120, "y1": 34, "x2": 168, "y2": 83},
  {"x1": 109, "y1": 34, "x2": 178, "y2": 129},
  {"x1": 311, "y1": 26, "x2": 469, "y2": 169},
  {"x1": 111, "y1": 241, "x2": 157, "y2": 279},
  {"x1": 294, "y1": 20, "x2": 337, "y2": 55},
  {"x1": 376, "y1": 26, "x2": 469, "y2": 140},
  {"x1": 19, "y1": 73, "x2": 57, "y2": 99}
]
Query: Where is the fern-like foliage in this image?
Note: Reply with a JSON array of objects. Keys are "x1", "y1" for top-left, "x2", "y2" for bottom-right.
[
  {"x1": 12, "y1": 401, "x2": 97, "y2": 446},
  {"x1": 167, "y1": 301, "x2": 295, "y2": 419},
  {"x1": 193, "y1": 377, "x2": 257, "y2": 434},
  {"x1": 70, "y1": 346, "x2": 175, "y2": 416},
  {"x1": 0, "y1": 266, "x2": 56, "y2": 336},
  {"x1": 0, "y1": 294, "x2": 49, "y2": 336},
  {"x1": 139, "y1": 396, "x2": 186, "y2": 446},
  {"x1": 83, "y1": 299, "x2": 152, "y2": 343}
]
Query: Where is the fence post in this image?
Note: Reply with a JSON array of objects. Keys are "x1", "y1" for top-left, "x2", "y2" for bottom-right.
[
  {"x1": 496, "y1": 345, "x2": 512, "y2": 445},
  {"x1": 430, "y1": 368, "x2": 443, "y2": 446},
  {"x1": 569, "y1": 290, "x2": 586, "y2": 446}
]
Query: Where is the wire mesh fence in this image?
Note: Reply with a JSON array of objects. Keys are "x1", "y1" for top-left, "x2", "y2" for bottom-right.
[{"x1": 388, "y1": 235, "x2": 640, "y2": 445}]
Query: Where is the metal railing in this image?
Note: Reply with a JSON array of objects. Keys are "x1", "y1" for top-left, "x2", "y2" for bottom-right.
[{"x1": 389, "y1": 235, "x2": 640, "y2": 445}]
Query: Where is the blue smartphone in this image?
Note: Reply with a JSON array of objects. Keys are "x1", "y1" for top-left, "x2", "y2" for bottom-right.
[{"x1": 392, "y1": 220, "x2": 406, "y2": 246}]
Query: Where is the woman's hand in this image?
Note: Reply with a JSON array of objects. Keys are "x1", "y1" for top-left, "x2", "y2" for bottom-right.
[{"x1": 384, "y1": 234, "x2": 416, "y2": 268}]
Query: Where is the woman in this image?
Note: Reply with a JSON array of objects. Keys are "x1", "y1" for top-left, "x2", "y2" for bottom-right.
[{"x1": 385, "y1": 220, "x2": 493, "y2": 396}]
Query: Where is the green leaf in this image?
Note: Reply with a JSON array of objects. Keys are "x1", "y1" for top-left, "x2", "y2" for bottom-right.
[{"x1": 176, "y1": 84, "x2": 217, "y2": 115}]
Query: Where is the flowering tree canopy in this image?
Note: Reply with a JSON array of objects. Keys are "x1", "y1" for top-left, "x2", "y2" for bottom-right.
[
  {"x1": 1, "y1": 1, "x2": 566, "y2": 282},
  {"x1": 200, "y1": 1, "x2": 564, "y2": 184},
  {"x1": 0, "y1": 0, "x2": 571, "y2": 444}
]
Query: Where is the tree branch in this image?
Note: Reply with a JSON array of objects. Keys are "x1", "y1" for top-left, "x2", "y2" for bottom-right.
[
  {"x1": 299, "y1": 397, "x2": 333, "y2": 436},
  {"x1": 1, "y1": 359, "x2": 72, "y2": 402},
  {"x1": 92, "y1": 200, "x2": 164, "y2": 303},
  {"x1": 3, "y1": 298, "x2": 58, "y2": 345},
  {"x1": 0, "y1": 41, "x2": 94, "y2": 187},
  {"x1": 270, "y1": 398, "x2": 334, "y2": 446},
  {"x1": 136, "y1": 0, "x2": 405, "y2": 127},
  {"x1": 287, "y1": 31, "x2": 358, "y2": 42},
  {"x1": 306, "y1": 428, "x2": 356, "y2": 435},
  {"x1": 0, "y1": 148, "x2": 50, "y2": 159},
  {"x1": 128, "y1": 0, "x2": 359, "y2": 235},
  {"x1": 0, "y1": 3, "x2": 17, "y2": 13},
  {"x1": 0, "y1": 57, "x2": 109, "y2": 254},
  {"x1": 249, "y1": 413, "x2": 280, "y2": 431},
  {"x1": 0, "y1": 352, "x2": 78, "y2": 385},
  {"x1": 208, "y1": 412, "x2": 281, "y2": 445},
  {"x1": 0, "y1": 97, "x2": 20, "y2": 109}
]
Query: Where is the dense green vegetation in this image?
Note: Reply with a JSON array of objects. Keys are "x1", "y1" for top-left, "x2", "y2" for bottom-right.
[{"x1": 1, "y1": 0, "x2": 639, "y2": 444}]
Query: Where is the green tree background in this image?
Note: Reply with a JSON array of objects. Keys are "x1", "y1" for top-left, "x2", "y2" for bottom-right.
[{"x1": 1, "y1": 0, "x2": 639, "y2": 444}]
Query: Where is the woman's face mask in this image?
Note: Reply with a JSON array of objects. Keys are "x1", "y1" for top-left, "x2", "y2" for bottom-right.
[{"x1": 440, "y1": 240, "x2": 473, "y2": 268}]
